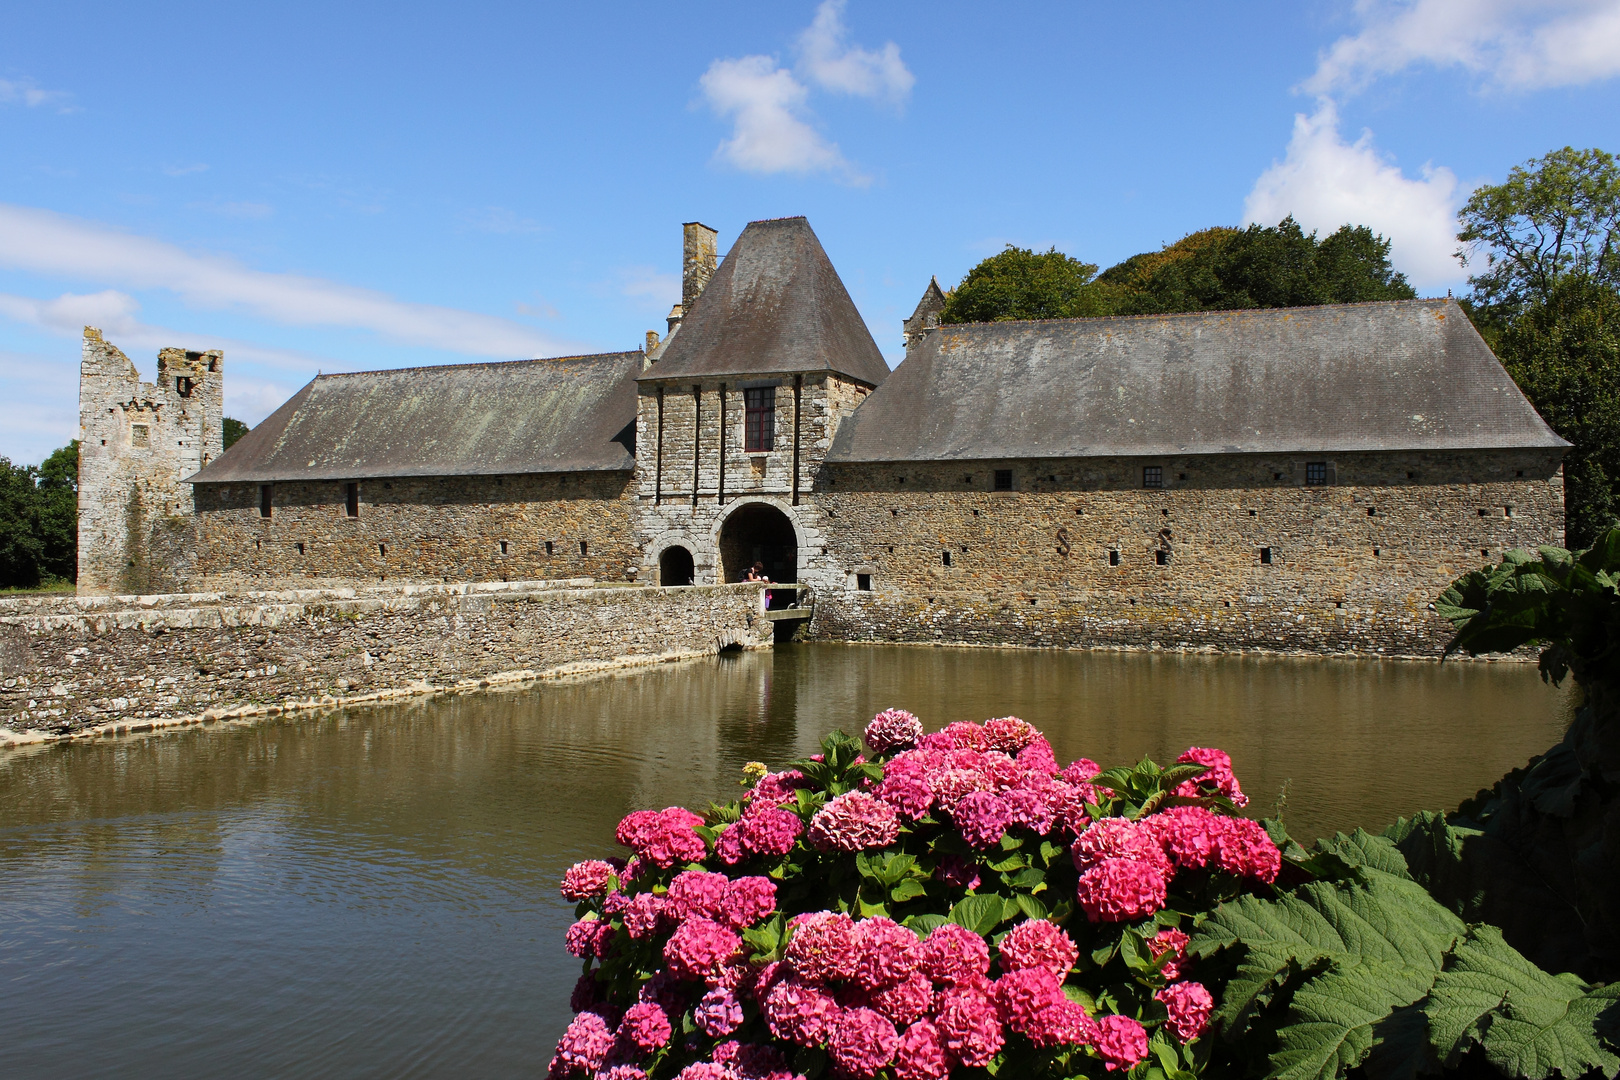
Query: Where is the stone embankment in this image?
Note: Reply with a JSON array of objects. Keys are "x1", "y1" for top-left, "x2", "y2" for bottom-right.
[{"x1": 0, "y1": 578, "x2": 769, "y2": 745}]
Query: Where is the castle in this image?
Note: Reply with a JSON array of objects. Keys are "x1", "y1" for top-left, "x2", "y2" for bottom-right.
[{"x1": 77, "y1": 216, "x2": 1570, "y2": 654}]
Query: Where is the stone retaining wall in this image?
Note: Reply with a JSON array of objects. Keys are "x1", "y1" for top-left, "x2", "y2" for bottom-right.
[{"x1": 0, "y1": 579, "x2": 768, "y2": 743}]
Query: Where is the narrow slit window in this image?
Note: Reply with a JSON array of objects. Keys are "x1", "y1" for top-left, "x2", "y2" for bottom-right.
[
  {"x1": 1108, "y1": 549, "x2": 1120, "y2": 566},
  {"x1": 994, "y1": 469, "x2": 1013, "y2": 491},
  {"x1": 1259, "y1": 547, "x2": 1272, "y2": 565},
  {"x1": 296, "y1": 542, "x2": 305, "y2": 556},
  {"x1": 345, "y1": 482, "x2": 359, "y2": 517},
  {"x1": 942, "y1": 551, "x2": 952, "y2": 567},
  {"x1": 1142, "y1": 466, "x2": 1163, "y2": 489},
  {"x1": 856, "y1": 573, "x2": 871, "y2": 591},
  {"x1": 744, "y1": 387, "x2": 775, "y2": 452},
  {"x1": 378, "y1": 543, "x2": 387, "y2": 557},
  {"x1": 1155, "y1": 549, "x2": 1170, "y2": 566},
  {"x1": 579, "y1": 540, "x2": 588, "y2": 557},
  {"x1": 500, "y1": 540, "x2": 508, "y2": 556},
  {"x1": 545, "y1": 541, "x2": 554, "y2": 556},
  {"x1": 259, "y1": 485, "x2": 273, "y2": 518}
]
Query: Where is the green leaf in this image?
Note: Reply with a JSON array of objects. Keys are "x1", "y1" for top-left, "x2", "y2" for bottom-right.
[
  {"x1": 1063, "y1": 983, "x2": 1097, "y2": 1010},
  {"x1": 1013, "y1": 893, "x2": 1049, "y2": 921},
  {"x1": 1270, "y1": 960, "x2": 1438, "y2": 1080},
  {"x1": 948, "y1": 894, "x2": 1007, "y2": 936},
  {"x1": 1426, "y1": 925, "x2": 1620, "y2": 1080},
  {"x1": 904, "y1": 913, "x2": 947, "y2": 938},
  {"x1": 891, "y1": 879, "x2": 928, "y2": 903}
]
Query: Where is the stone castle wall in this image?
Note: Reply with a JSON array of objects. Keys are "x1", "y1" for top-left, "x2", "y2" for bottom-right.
[
  {"x1": 808, "y1": 448, "x2": 1565, "y2": 656},
  {"x1": 0, "y1": 579, "x2": 769, "y2": 741},
  {"x1": 77, "y1": 329, "x2": 224, "y2": 596},
  {"x1": 191, "y1": 471, "x2": 639, "y2": 590},
  {"x1": 633, "y1": 372, "x2": 872, "y2": 586}
]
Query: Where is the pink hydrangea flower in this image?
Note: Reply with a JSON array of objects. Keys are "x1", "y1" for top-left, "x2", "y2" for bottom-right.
[
  {"x1": 1027, "y1": 1001, "x2": 1100, "y2": 1049},
  {"x1": 893, "y1": 1019, "x2": 950, "y2": 1080},
  {"x1": 874, "y1": 773, "x2": 935, "y2": 820},
  {"x1": 1146, "y1": 805, "x2": 1224, "y2": 869},
  {"x1": 715, "y1": 824, "x2": 745, "y2": 866},
  {"x1": 617, "y1": 1002, "x2": 673, "y2": 1054},
  {"x1": 668, "y1": 870, "x2": 731, "y2": 921},
  {"x1": 1048, "y1": 782, "x2": 1096, "y2": 836},
  {"x1": 1002, "y1": 788, "x2": 1054, "y2": 834},
  {"x1": 930, "y1": 768, "x2": 989, "y2": 812},
  {"x1": 1212, "y1": 817, "x2": 1281, "y2": 882},
  {"x1": 982, "y1": 716, "x2": 1036, "y2": 753},
  {"x1": 995, "y1": 967, "x2": 1067, "y2": 1036},
  {"x1": 622, "y1": 893, "x2": 668, "y2": 940},
  {"x1": 934, "y1": 988, "x2": 1004, "y2": 1067},
  {"x1": 751, "y1": 770, "x2": 808, "y2": 808},
  {"x1": 941, "y1": 721, "x2": 990, "y2": 750},
  {"x1": 1157, "y1": 981, "x2": 1214, "y2": 1042},
  {"x1": 865, "y1": 709, "x2": 925, "y2": 754},
  {"x1": 1073, "y1": 817, "x2": 1173, "y2": 876},
  {"x1": 571, "y1": 972, "x2": 601, "y2": 1013},
  {"x1": 998, "y1": 919, "x2": 1079, "y2": 979},
  {"x1": 868, "y1": 972, "x2": 933, "y2": 1026},
  {"x1": 677, "y1": 1065, "x2": 732, "y2": 1080},
  {"x1": 738, "y1": 807, "x2": 803, "y2": 859},
  {"x1": 1093, "y1": 1015, "x2": 1150, "y2": 1071},
  {"x1": 638, "y1": 971, "x2": 686, "y2": 1013},
  {"x1": 979, "y1": 751, "x2": 1027, "y2": 792},
  {"x1": 1016, "y1": 735, "x2": 1060, "y2": 776},
  {"x1": 953, "y1": 791, "x2": 1013, "y2": 848},
  {"x1": 616, "y1": 810, "x2": 662, "y2": 849},
  {"x1": 562, "y1": 859, "x2": 616, "y2": 901},
  {"x1": 852, "y1": 916, "x2": 919, "y2": 990},
  {"x1": 598, "y1": 1066, "x2": 647, "y2": 1080},
  {"x1": 1175, "y1": 747, "x2": 1249, "y2": 807},
  {"x1": 1151, "y1": 928, "x2": 1191, "y2": 979},
  {"x1": 621, "y1": 807, "x2": 709, "y2": 868},
  {"x1": 916, "y1": 922, "x2": 991, "y2": 984},
  {"x1": 722, "y1": 876, "x2": 778, "y2": 929},
  {"x1": 695, "y1": 987, "x2": 746, "y2": 1037},
  {"x1": 785, "y1": 911, "x2": 860, "y2": 984},
  {"x1": 730, "y1": 1042, "x2": 791, "y2": 1080},
  {"x1": 566, "y1": 917, "x2": 613, "y2": 958},
  {"x1": 1076, "y1": 857, "x2": 1170, "y2": 923},
  {"x1": 664, "y1": 918, "x2": 743, "y2": 981},
  {"x1": 828, "y1": 1007, "x2": 901, "y2": 1080},
  {"x1": 762, "y1": 976, "x2": 843, "y2": 1046},
  {"x1": 808, "y1": 792, "x2": 900, "y2": 853},
  {"x1": 1060, "y1": 758, "x2": 1102, "y2": 785},
  {"x1": 555, "y1": 1011, "x2": 616, "y2": 1075}
]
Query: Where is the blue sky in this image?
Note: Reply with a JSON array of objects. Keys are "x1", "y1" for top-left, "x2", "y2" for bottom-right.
[{"x1": 2, "y1": 0, "x2": 1617, "y2": 464}]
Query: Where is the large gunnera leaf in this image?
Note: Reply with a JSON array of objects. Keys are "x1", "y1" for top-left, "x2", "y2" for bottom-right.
[{"x1": 1427, "y1": 925, "x2": 1620, "y2": 1080}]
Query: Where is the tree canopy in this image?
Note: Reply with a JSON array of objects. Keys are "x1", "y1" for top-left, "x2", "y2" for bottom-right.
[
  {"x1": 939, "y1": 218, "x2": 1414, "y2": 326},
  {"x1": 0, "y1": 440, "x2": 77, "y2": 589},
  {"x1": 223, "y1": 417, "x2": 248, "y2": 450}
]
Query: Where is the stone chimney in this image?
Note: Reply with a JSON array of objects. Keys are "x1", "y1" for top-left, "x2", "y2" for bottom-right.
[{"x1": 682, "y1": 222, "x2": 718, "y2": 314}]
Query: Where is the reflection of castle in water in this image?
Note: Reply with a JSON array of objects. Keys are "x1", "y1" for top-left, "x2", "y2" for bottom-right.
[{"x1": 78, "y1": 217, "x2": 1569, "y2": 655}]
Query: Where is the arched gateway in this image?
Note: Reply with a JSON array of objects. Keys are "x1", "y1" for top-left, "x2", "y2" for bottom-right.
[
  {"x1": 718, "y1": 502, "x2": 798, "y2": 590},
  {"x1": 658, "y1": 545, "x2": 694, "y2": 587}
]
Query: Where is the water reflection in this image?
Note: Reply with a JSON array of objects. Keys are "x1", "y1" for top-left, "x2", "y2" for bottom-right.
[{"x1": 0, "y1": 645, "x2": 1568, "y2": 1079}]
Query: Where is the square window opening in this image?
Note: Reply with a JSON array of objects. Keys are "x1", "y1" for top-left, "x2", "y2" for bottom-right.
[
  {"x1": 856, "y1": 573, "x2": 871, "y2": 591},
  {"x1": 1305, "y1": 462, "x2": 1328, "y2": 486},
  {"x1": 1155, "y1": 549, "x2": 1169, "y2": 566},
  {"x1": 744, "y1": 387, "x2": 775, "y2": 452},
  {"x1": 1259, "y1": 547, "x2": 1273, "y2": 565},
  {"x1": 1504, "y1": 505, "x2": 1514, "y2": 517},
  {"x1": 994, "y1": 469, "x2": 1013, "y2": 491},
  {"x1": 1142, "y1": 466, "x2": 1163, "y2": 488}
]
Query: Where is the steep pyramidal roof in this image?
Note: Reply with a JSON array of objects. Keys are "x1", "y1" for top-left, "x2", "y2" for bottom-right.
[
  {"x1": 189, "y1": 352, "x2": 641, "y2": 483},
  {"x1": 642, "y1": 217, "x2": 890, "y2": 386},
  {"x1": 828, "y1": 299, "x2": 1567, "y2": 463}
]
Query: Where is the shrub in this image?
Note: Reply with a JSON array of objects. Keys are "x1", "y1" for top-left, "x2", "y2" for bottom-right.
[{"x1": 549, "y1": 713, "x2": 1282, "y2": 1080}]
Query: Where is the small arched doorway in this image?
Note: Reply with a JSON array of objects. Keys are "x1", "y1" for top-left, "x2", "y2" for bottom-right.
[
  {"x1": 659, "y1": 545, "x2": 695, "y2": 587},
  {"x1": 719, "y1": 503, "x2": 798, "y2": 595}
]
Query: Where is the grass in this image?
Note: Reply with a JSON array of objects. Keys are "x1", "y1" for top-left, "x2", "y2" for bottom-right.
[{"x1": 0, "y1": 578, "x2": 75, "y2": 596}]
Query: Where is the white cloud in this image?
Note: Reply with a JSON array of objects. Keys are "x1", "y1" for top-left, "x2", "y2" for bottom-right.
[
  {"x1": 618, "y1": 267, "x2": 682, "y2": 309},
  {"x1": 700, "y1": 2, "x2": 910, "y2": 182},
  {"x1": 701, "y1": 56, "x2": 861, "y2": 180},
  {"x1": 1244, "y1": 101, "x2": 1464, "y2": 290},
  {"x1": 0, "y1": 203, "x2": 575, "y2": 357},
  {"x1": 1305, "y1": 0, "x2": 1620, "y2": 94},
  {"x1": 0, "y1": 77, "x2": 74, "y2": 112},
  {"x1": 797, "y1": 0, "x2": 914, "y2": 105}
]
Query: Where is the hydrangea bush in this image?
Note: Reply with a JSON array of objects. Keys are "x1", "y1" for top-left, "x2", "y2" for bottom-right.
[{"x1": 549, "y1": 711, "x2": 1284, "y2": 1080}]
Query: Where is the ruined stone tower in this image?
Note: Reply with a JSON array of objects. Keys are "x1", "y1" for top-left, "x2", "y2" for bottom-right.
[{"x1": 77, "y1": 327, "x2": 223, "y2": 596}]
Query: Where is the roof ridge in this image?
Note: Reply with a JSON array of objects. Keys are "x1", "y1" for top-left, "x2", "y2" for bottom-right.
[
  {"x1": 747, "y1": 215, "x2": 810, "y2": 225},
  {"x1": 934, "y1": 297, "x2": 1454, "y2": 332},
  {"x1": 313, "y1": 350, "x2": 642, "y2": 380}
]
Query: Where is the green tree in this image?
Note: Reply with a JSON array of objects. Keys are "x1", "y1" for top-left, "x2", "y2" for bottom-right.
[
  {"x1": 938, "y1": 245, "x2": 1109, "y2": 324},
  {"x1": 1459, "y1": 147, "x2": 1620, "y2": 546},
  {"x1": 0, "y1": 456, "x2": 46, "y2": 588},
  {"x1": 223, "y1": 417, "x2": 248, "y2": 449},
  {"x1": 35, "y1": 440, "x2": 77, "y2": 583}
]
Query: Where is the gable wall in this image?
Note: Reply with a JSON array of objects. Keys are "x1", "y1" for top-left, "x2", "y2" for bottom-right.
[
  {"x1": 191, "y1": 471, "x2": 639, "y2": 591},
  {"x1": 808, "y1": 447, "x2": 1565, "y2": 655}
]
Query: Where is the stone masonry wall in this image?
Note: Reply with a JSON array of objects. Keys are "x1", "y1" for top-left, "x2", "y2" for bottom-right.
[
  {"x1": 809, "y1": 448, "x2": 1565, "y2": 656},
  {"x1": 78, "y1": 328, "x2": 224, "y2": 596},
  {"x1": 0, "y1": 579, "x2": 769, "y2": 741},
  {"x1": 634, "y1": 372, "x2": 873, "y2": 587},
  {"x1": 191, "y1": 471, "x2": 639, "y2": 591}
]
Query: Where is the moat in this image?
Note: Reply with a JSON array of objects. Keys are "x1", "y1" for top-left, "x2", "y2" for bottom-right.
[{"x1": 0, "y1": 644, "x2": 1570, "y2": 1079}]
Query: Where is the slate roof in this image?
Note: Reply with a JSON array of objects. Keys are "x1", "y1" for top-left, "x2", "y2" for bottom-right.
[
  {"x1": 827, "y1": 299, "x2": 1568, "y2": 463},
  {"x1": 188, "y1": 351, "x2": 642, "y2": 483},
  {"x1": 641, "y1": 217, "x2": 891, "y2": 386}
]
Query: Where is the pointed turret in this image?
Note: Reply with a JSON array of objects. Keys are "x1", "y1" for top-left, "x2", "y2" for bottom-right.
[{"x1": 902, "y1": 276, "x2": 946, "y2": 349}]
